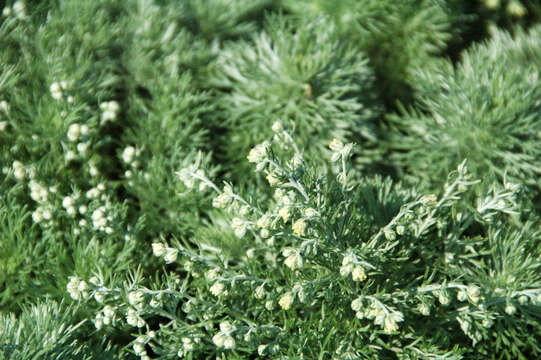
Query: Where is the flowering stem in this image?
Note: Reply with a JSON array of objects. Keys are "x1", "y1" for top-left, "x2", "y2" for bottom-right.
[
  {"x1": 266, "y1": 158, "x2": 310, "y2": 203},
  {"x1": 367, "y1": 200, "x2": 422, "y2": 248},
  {"x1": 189, "y1": 171, "x2": 222, "y2": 194}
]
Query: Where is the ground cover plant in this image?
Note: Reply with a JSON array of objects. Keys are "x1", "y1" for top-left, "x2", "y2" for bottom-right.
[{"x1": 1, "y1": 1, "x2": 540, "y2": 359}]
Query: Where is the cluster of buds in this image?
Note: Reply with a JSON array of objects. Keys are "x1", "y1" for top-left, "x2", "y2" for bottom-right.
[
  {"x1": 67, "y1": 276, "x2": 89, "y2": 300},
  {"x1": 122, "y1": 146, "x2": 141, "y2": 178},
  {"x1": 212, "y1": 185, "x2": 234, "y2": 208},
  {"x1": 433, "y1": 289, "x2": 450, "y2": 306},
  {"x1": 231, "y1": 217, "x2": 248, "y2": 237},
  {"x1": 279, "y1": 291, "x2": 294, "y2": 310},
  {"x1": 65, "y1": 123, "x2": 91, "y2": 161},
  {"x1": 67, "y1": 123, "x2": 89, "y2": 142},
  {"x1": 100, "y1": 100, "x2": 120, "y2": 122},
  {"x1": 177, "y1": 166, "x2": 209, "y2": 191},
  {"x1": 11, "y1": 161, "x2": 29, "y2": 181},
  {"x1": 1, "y1": 1, "x2": 27, "y2": 19},
  {"x1": 91, "y1": 205, "x2": 113, "y2": 233},
  {"x1": 210, "y1": 281, "x2": 227, "y2": 297},
  {"x1": 247, "y1": 141, "x2": 270, "y2": 170},
  {"x1": 126, "y1": 307, "x2": 146, "y2": 328},
  {"x1": 29, "y1": 180, "x2": 49, "y2": 203},
  {"x1": 282, "y1": 248, "x2": 303, "y2": 270},
  {"x1": 177, "y1": 337, "x2": 197, "y2": 357},
  {"x1": 94, "y1": 305, "x2": 115, "y2": 330},
  {"x1": 50, "y1": 81, "x2": 73, "y2": 102},
  {"x1": 256, "y1": 214, "x2": 273, "y2": 239},
  {"x1": 352, "y1": 298, "x2": 404, "y2": 334},
  {"x1": 32, "y1": 205, "x2": 53, "y2": 224},
  {"x1": 340, "y1": 253, "x2": 367, "y2": 282},
  {"x1": 132, "y1": 335, "x2": 150, "y2": 360},
  {"x1": 86, "y1": 183, "x2": 106, "y2": 200},
  {"x1": 291, "y1": 218, "x2": 307, "y2": 236},
  {"x1": 457, "y1": 285, "x2": 482, "y2": 305},
  {"x1": 28, "y1": 179, "x2": 57, "y2": 226},
  {"x1": 152, "y1": 241, "x2": 179, "y2": 263},
  {"x1": 62, "y1": 193, "x2": 87, "y2": 217},
  {"x1": 212, "y1": 321, "x2": 236, "y2": 349}
]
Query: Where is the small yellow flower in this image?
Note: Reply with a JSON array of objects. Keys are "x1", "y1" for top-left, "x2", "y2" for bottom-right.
[
  {"x1": 292, "y1": 218, "x2": 307, "y2": 236},
  {"x1": 467, "y1": 285, "x2": 481, "y2": 304},
  {"x1": 247, "y1": 142, "x2": 269, "y2": 163},
  {"x1": 279, "y1": 292, "x2": 294, "y2": 310},
  {"x1": 278, "y1": 206, "x2": 290, "y2": 223},
  {"x1": 351, "y1": 265, "x2": 367, "y2": 282},
  {"x1": 383, "y1": 316, "x2": 399, "y2": 334},
  {"x1": 266, "y1": 172, "x2": 280, "y2": 186},
  {"x1": 210, "y1": 282, "x2": 225, "y2": 297},
  {"x1": 152, "y1": 243, "x2": 166, "y2": 257},
  {"x1": 284, "y1": 252, "x2": 303, "y2": 270},
  {"x1": 257, "y1": 214, "x2": 271, "y2": 229}
]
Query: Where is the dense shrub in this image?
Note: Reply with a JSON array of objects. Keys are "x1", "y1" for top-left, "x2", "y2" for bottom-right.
[
  {"x1": 69, "y1": 129, "x2": 540, "y2": 359},
  {"x1": 387, "y1": 25, "x2": 541, "y2": 195},
  {"x1": 1, "y1": 1, "x2": 540, "y2": 359},
  {"x1": 211, "y1": 14, "x2": 379, "y2": 178}
]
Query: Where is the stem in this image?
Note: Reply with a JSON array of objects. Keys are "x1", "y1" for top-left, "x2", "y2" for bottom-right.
[
  {"x1": 190, "y1": 171, "x2": 221, "y2": 193},
  {"x1": 367, "y1": 200, "x2": 422, "y2": 248},
  {"x1": 266, "y1": 158, "x2": 310, "y2": 203}
]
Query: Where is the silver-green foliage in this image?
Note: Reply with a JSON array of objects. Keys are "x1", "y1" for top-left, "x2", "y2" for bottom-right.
[
  {"x1": 389, "y1": 25, "x2": 541, "y2": 192},
  {"x1": 213, "y1": 14, "x2": 379, "y2": 176},
  {"x1": 0, "y1": 0, "x2": 141, "y2": 311},
  {"x1": 282, "y1": 0, "x2": 452, "y2": 106},
  {"x1": 119, "y1": 0, "x2": 216, "y2": 237},
  {"x1": 0, "y1": 302, "x2": 118, "y2": 360},
  {"x1": 69, "y1": 129, "x2": 541, "y2": 359},
  {"x1": 174, "y1": 0, "x2": 274, "y2": 41}
]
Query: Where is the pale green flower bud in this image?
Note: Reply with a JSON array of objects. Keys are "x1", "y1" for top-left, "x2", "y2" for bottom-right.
[
  {"x1": 384, "y1": 228, "x2": 396, "y2": 241},
  {"x1": 292, "y1": 218, "x2": 307, "y2": 236},
  {"x1": 128, "y1": 291, "x2": 144, "y2": 307},
  {"x1": 507, "y1": 0, "x2": 526, "y2": 17},
  {"x1": 247, "y1": 142, "x2": 269, "y2": 163},
  {"x1": 272, "y1": 121, "x2": 283, "y2": 133},
  {"x1": 223, "y1": 336, "x2": 235, "y2": 349},
  {"x1": 284, "y1": 252, "x2": 303, "y2": 270},
  {"x1": 467, "y1": 285, "x2": 481, "y2": 304},
  {"x1": 265, "y1": 300, "x2": 274, "y2": 310},
  {"x1": 164, "y1": 247, "x2": 179, "y2": 263},
  {"x1": 279, "y1": 292, "x2": 294, "y2": 310},
  {"x1": 152, "y1": 243, "x2": 166, "y2": 257},
  {"x1": 418, "y1": 302, "x2": 430, "y2": 316},
  {"x1": 457, "y1": 289, "x2": 467, "y2": 302},
  {"x1": 505, "y1": 303, "x2": 516, "y2": 315},
  {"x1": 220, "y1": 321, "x2": 234, "y2": 334},
  {"x1": 255, "y1": 284, "x2": 265, "y2": 299},
  {"x1": 351, "y1": 266, "x2": 367, "y2": 282},
  {"x1": 484, "y1": 0, "x2": 500, "y2": 9},
  {"x1": 103, "y1": 305, "x2": 115, "y2": 318},
  {"x1": 266, "y1": 172, "x2": 280, "y2": 186},
  {"x1": 210, "y1": 282, "x2": 225, "y2": 297},
  {"x1": 257, "y1": 214, "x2": 272, "y2": 229},
  {"x1": 94, "y1": 315, "x2": 104, "y2": 330},
  {"x1": 231, "y1": 217, "x2": 247, "y2": 238},
  {"x1": 351, "y1": 298, "x2": 362, "y2": 312}
]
